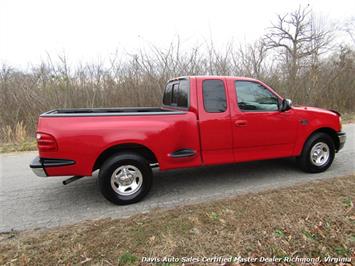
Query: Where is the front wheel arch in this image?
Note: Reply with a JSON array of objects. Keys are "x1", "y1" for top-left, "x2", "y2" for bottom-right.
[
  {"x1": 300, "y1": 127, "x2": 340, "y2": 154},
  {"x1": 297, "y1": 131, "x2": 336, "y2": 173}
]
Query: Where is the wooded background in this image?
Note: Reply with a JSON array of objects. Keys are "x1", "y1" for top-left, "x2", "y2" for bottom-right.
[{"x1": 1, "y1": 7, "x2": 354, "y2": 143}]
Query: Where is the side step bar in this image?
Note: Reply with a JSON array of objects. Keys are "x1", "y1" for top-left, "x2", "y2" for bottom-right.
[{"x1": 63, "y1": 176, "x2": 84, "y2": 185}]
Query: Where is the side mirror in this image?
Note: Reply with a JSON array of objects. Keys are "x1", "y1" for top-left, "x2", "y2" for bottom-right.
[{"x1": 280, "y1": 98, "x2": 292, "y2": 112}]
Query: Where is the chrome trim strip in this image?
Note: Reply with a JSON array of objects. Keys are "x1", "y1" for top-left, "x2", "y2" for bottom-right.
[{"x1": 41, "y1": 111, "x2": 186, "y2": 117}]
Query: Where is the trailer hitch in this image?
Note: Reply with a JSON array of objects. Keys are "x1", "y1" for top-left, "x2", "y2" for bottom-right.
[{"x1": 62, "y1": 176, "x2": 84, "y2": 185}]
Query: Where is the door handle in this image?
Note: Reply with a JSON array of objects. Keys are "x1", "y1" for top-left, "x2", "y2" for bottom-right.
[{"x1": 235, "y1": 120, "x2": 248, "y2": 127}]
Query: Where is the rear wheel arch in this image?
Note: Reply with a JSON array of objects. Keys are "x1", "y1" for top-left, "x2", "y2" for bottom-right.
[
  {"x1": 93, "y1": 143, "x2": 158, "y2": 172},
  {"x1": 98, "y1": 152, "x2": 153, "y2": 204}
]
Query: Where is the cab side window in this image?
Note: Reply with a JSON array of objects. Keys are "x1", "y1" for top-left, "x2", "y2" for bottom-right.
[
  {"x1": 235, "y1": 81, "x2": 279, "y2": 111},
  {"x1": 203, "y1": 80, "x2": 227, "y2": 113}
]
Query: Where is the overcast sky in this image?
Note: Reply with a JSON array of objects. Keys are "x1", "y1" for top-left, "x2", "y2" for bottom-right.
[{"x1": 1, "y1": 0, "x2": 354, "y2": 68}]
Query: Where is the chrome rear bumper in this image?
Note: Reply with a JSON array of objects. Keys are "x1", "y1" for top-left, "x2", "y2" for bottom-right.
[
  {"x1": 29, "y1": 156, "x2": 75, "y2": 177},
  {"x1": 30, "y1": 156, "x2": 47, "y2": 177}
]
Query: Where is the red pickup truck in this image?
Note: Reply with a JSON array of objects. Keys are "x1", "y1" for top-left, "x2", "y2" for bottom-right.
[{"x1": 30, "y1": 76, "x2": 346, "y2": 204}]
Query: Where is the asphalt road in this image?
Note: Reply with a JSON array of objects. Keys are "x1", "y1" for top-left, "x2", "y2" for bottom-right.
[{"x1": 1, "y1": 124, "x2": 354, "y2": 232}]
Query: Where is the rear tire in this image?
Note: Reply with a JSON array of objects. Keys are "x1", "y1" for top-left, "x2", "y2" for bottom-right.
[
  {"x1": 297, "y1": 132, "x2": 335, "y2": 173},
  {"x1": 98, "y1": 152, "x2": 152, "y2": 205}
]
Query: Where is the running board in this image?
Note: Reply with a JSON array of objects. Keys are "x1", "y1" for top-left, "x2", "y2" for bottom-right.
[{"x1": 63, "y1": 176, "x2": 84, "y2": 185}]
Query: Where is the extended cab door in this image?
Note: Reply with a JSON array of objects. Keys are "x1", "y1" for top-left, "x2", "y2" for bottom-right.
[
  {"x1": 197, "y1": 77, "x2": 234, "y2": 165},
  {"x1": 230, "y1": 79, "x2": 299, "y2": 162}
]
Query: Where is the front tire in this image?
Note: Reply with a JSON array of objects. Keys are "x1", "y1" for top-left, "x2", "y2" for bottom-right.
[
  {"x1": 297, "y1": 132, "x2": 335, "y2": 173},
  {"x1": 98, "y1": 152, "x2": 153, "y2": 205}
]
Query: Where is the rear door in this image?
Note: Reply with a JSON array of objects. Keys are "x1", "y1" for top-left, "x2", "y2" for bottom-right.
[
  {"x1": 197, "y1": 78, "x2": 234, "y2": 165},
  {"x1": 231, "y1": 79, "x2": 298, "y2": 162}
]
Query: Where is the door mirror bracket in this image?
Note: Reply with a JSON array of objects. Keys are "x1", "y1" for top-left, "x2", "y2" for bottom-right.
[{"x1": 280, "y1": 99, "x2": 292, "y2": 112}]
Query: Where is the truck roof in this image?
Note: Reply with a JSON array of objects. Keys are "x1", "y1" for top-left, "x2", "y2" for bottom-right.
[{"x1": 168, "y1": 76, "x2": 260, "y2": 83}]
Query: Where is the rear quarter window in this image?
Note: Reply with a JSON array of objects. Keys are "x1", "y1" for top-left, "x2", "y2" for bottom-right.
[
  {"x1": 163, "y1": 83, "x2": 173, "y2": 106},
  {"x1": 163, "y1": 79, "x2": 189, "y2": 108}
]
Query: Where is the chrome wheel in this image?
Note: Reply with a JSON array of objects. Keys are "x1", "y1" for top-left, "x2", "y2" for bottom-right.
[
  {"x1": 310, "y1": 142, "x2": 330, "y2": 167},
  {"x1": 110, "y1": 165, "x2": 143, "y2": 196}
]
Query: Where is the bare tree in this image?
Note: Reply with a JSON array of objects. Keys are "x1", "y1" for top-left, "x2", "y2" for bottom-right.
[
  {"x1": 264, "y1": 6, "x2": 333, "y2": 94},
  {"x1": 235, "y1": 39, "x2": 268, "y2": 79},
  {"x1": 342, "y1": 17, "x2": 355, "y2": 44}
]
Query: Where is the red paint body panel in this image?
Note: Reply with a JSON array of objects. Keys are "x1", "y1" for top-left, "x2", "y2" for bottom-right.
[
  {"x1": 35, "y1": 76, "x2": 342, "y2": 177},
  {"x1": 40, "y1": 112, "x2": 202, "y2": 176}
]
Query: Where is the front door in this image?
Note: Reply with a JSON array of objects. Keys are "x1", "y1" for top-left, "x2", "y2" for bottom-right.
[{"x1": 232, "y1": 80, "x2": 299, "y2": 162}]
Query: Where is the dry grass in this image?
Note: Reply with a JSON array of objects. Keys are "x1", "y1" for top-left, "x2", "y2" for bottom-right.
[
  {"x1": 0, "y1": 121, "x2": 36, "y2": 153},
  {"x1": 1, "y1": 121, "x2": 28, "y2": 143},
  {"x1": 0, "y1": 175, "x2": 354, "y2": 265},
  {"x1": 0, "y1": 140, "x2": 36, "y2": 153}
]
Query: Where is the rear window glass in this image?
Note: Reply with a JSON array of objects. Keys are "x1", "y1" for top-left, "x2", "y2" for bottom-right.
[
  {"x1": 163, "y1": 79, "x2": 189, "y2": 108},
  {"x1": 202, "y1": 80, "x2": 227, "y2": 113}
]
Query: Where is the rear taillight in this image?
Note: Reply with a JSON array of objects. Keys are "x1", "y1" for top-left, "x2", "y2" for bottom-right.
[{"x1": 36, "y1": 132, "x2": 58, "y2": 152}]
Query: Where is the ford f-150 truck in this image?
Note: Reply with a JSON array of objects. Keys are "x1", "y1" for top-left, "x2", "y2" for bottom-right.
[{"x1": 30, "y1": 76, "x2": 346, "y2": 204}]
